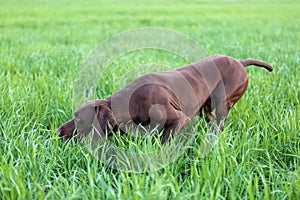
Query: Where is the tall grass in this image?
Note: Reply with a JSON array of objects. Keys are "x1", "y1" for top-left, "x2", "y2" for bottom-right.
[{"x1": 0, "y1": 0, "x2": 299, "y2": 199}]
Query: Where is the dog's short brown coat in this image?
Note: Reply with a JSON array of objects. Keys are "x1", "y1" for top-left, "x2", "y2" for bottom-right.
[{"x1": 57, "y1": 55, "x2": 273, "y2": 143}]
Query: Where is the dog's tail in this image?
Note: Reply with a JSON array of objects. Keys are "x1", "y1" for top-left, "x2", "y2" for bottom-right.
[{"x1": 240, "y1": 59, "x2": 273, "y2": 72}]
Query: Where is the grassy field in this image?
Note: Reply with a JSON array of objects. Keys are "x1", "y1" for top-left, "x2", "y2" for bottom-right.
[{"x1": 0, "y1": 0, "x2": 299, "y2": 199}]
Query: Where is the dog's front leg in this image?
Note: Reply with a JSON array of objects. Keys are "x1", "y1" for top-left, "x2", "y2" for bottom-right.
[{"x1": 161, "y1": 110, "x2": 188, "y2": 144}]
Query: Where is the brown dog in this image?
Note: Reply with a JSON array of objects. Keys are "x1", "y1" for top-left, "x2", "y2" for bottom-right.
[{"x1": 57, "y1": 55, "x2": 273, "y2": 143}]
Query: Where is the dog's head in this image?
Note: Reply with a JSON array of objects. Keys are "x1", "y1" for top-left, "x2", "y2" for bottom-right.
[{"x1": 57, "y1": 100, "x2": 117, "y2": 141}]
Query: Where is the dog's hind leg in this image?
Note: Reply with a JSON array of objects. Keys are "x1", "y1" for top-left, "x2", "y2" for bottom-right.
[{"x1": 209, "y1": 82, "x2": 228, "y2": 131}]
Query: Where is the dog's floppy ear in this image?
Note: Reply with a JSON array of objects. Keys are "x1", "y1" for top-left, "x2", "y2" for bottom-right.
[
  {"x1": 57, "y1": 119, "x2": 76, "y2": 141},
  {"x1": 93, "y1": 105, "x2": 118, "y2": 138}
]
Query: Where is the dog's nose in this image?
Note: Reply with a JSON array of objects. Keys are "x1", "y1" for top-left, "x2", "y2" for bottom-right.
[{"x1": 56, "y1": 127, "x2": 65, "y2": 138}]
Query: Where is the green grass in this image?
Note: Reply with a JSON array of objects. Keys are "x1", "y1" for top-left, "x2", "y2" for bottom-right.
[{"x1": 0, "y1": 0, "x2": 299, "y2": 199}]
